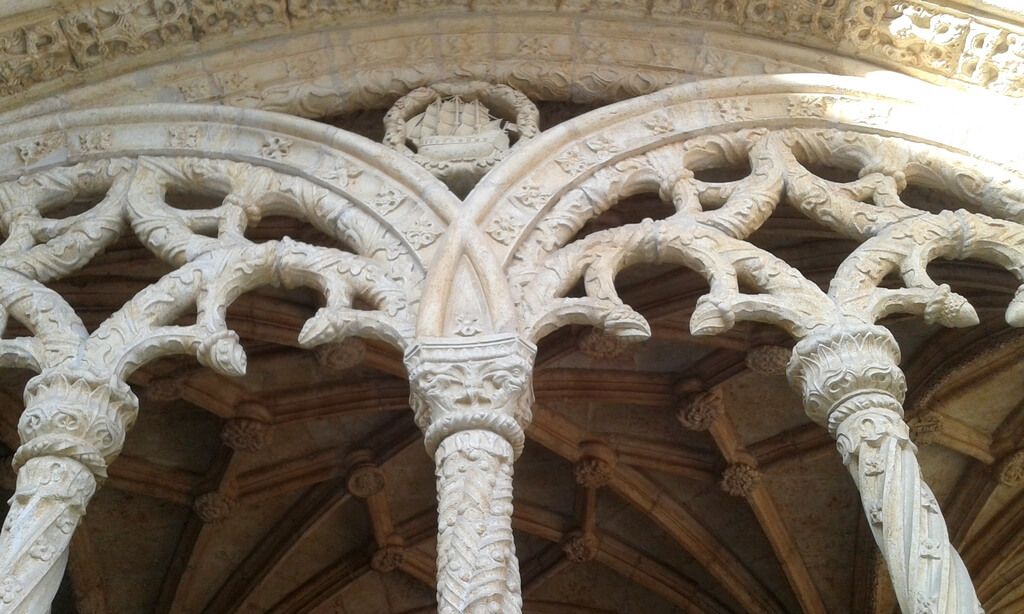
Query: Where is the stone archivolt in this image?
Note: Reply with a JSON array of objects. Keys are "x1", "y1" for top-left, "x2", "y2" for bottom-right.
[{"x1": 0, "y1": 72, "x2": 1021, "y2": 612}]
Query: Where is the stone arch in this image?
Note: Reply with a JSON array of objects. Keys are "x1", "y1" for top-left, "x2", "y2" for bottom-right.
[
  {"x1": 0, "y1": 102, "x2": 464, "y2": 612},
  {"x1": 456, "y1": 74, "x2": 1024, "y2": 344}
]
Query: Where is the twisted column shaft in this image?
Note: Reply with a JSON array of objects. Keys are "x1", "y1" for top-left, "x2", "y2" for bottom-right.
[
  {"x1": 837, "y1": 408, "x2": 981, "y2": 613},
  {"x1": 788, "y1": 325, "x2": 982, "y2": 614},
  {"x1": 0, "y1": 372, "x2": 136, "y2": 614},
  {"x1": 0, "y1": 457, "x2": 95, "y2": 613},
  {"x1": 407, "y1": 335, "x2": 535, "y2": 614}
]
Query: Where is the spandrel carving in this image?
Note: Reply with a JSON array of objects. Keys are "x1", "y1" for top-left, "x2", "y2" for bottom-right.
[{"x1": 384, "y1": 81, "x2": 540, "y2": 195}]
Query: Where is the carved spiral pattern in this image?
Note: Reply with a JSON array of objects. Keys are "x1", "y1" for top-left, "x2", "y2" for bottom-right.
[
  {"x1": 837, "y1": 408, "x2": 984, "y2": 614},
  {"x1": 0, "y1": 456, "x2": 96, "y2": 613},
  {"x1": 434, "y1": 430, "x2": 521, "y2": 614}
]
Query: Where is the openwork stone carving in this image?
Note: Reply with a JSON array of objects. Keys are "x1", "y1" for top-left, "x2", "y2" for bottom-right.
[
  {"x1": 3, "y1": 77, "x2": 1024, "y2": 613},
  {"x1": 0, "y1": 106, "x2": 445, "y2": 613},
  {"x1": 384, "y1": 82, "x2": 539, "y2": 194},
  {"x1": 371, "y1": 542, "x2": 406, "y2": 574}
]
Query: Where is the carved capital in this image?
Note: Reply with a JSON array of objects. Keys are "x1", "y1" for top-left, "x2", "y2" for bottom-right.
[
  {"x1": 194, "y1": 491, "x2": 236, "y2": 524},
  {"x1": 15, "y1": 371, "x2": 139, "y2": 479},
  {"x1": 720, "y1": 463, "x2": 761, "y2": 497},
  {"x1": 998, "y1": 450, "x2": 1024, "y2": 487},
  {"x1": 677, "y1": 388, "x2": 723, "y2": 431},
  {"x1": 406, "y1": 334, "x2": 536, "y2": 457},
  {"x1": 745, "y1": 344, "x2": 791, "y2": 376},
  {"x1": 221, "y1": 418, "x2": 271, "y2": 453},
  {"x1": 787, "y1": 324, "x2": 906, "y2": 435}
]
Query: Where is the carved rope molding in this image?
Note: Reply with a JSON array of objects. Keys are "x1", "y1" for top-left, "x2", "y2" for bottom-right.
[
  {"x1": 0, "y1": 105, "x2": 456, "y2": 612},
  {"x1": 0, "y1": 76, "x2": 1021, "y2": 613}
]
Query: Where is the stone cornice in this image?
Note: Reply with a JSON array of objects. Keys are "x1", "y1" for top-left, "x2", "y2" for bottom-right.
[{"x1": 0, "y1": 0, "x2": 1023, "y2": 118}]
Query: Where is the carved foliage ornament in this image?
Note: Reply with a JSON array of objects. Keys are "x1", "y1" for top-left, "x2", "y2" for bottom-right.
[
  {"x1": 406, "y1": 335, "x2": 536, "y2": 457},
  {"x1": 787, "y1": 324, "x2": 907, "y2": 434},
  {"x1": 384, "y1": 81, "x2": 540, "y2": 194}
]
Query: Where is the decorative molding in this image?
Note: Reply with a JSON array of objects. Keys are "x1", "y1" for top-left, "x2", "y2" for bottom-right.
[{"x1": 2, "y1": 1, "x2": 1024, "y2": 112}]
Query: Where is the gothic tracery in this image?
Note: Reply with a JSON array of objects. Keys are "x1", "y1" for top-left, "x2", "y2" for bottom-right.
[{"x1": 0, "y1": 3, "x2": 1023, "y2": 613}]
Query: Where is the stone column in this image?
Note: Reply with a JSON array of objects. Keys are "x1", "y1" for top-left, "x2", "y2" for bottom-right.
[
  {"x1": 787, "y1": 324, "x2": 983, "y2": 614},
  {"x1": 406, "y1": 334, "x2": 535, "y2": 614},
  {"x1": 0, "y1": 372, "x2": 137, "y2": 613}
]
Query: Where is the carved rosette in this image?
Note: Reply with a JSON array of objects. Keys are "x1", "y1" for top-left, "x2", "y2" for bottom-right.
[
  {"x1": 720, "y1": 463, "x2": 761, "y2": 497},
  {"x1": 346, "y1": 452, "x2": 386, "y2": 499},
  {"x1": 998, "y1": 450, "x2": 1024, "y2": 487},
  {"x1": 220, "y1": 419, "x2": 270, "y2": 453},
  {"x1": 786, "y1": 324, "x2": 906, "y2": 435},
  {"x1": 789, "y1": 324, "x2": 982, "y2": 613},
  {"x1": 745, "y1": 344, "x2": 791, "y2": 376},
  {"x1": 577, "y1": 329, "x2": 635, "y2": 360},
  {"x1": 677, "y1": 389, "x2": 723, "y2": 431},
  {"x1": 194, "y1": 491, "x2": 236, "y2": 524},
  {"x1": 406, "y1": 334, "x2": 536, "y2": 457},
  {"x1": 562, "y1": 531, "x2": 600, "y2": 563},
  {"x1": 573, "y1": 441, "x2": 616, "y2": 489}
]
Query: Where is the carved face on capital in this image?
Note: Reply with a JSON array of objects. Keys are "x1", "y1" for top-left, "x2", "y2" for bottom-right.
[{"x1": 410, "y1": 353, "x2": 533, "y2": 423}]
